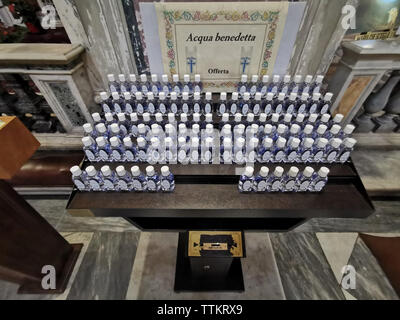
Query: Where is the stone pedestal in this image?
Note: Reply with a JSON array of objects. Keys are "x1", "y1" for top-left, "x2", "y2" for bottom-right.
[
  {"x1": 0, "y1": 44, "x2": 98, "y2": 138},
  {"x1": 328, "y1": 40, "x2": 400, "y2": 126}
]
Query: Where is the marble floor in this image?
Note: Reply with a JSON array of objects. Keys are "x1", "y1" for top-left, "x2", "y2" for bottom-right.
[
  {"x1": 2, "y1": 144, "x2": 400, "y2": 300},
  {"x1": 0, "y1": 198, "x2": 399, "y2": 300}
]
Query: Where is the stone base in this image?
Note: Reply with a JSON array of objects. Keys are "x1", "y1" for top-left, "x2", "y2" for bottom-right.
[
  {"x1": 373, "y1": 114, "x2": 399, "y2": 133},
  {"x1": 353, "y1": 114, "x2": 377, "y2": 133}
]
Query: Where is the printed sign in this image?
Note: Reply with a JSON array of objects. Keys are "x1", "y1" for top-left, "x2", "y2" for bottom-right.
[{"x1": 155, "y1": 2, "x2": 289, "y2": 91}]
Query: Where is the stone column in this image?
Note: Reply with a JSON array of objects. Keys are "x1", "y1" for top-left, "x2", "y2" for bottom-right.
[{"x1": 328, "y1": 40, "x2": 400, "y2": 126}]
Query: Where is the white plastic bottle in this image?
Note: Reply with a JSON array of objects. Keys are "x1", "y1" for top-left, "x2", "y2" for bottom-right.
[
  {"x1": 131, "y1": 166, "x2": 147, "y2": 192},
  {"x1": 100, "y1": 166, "x2": 117, "y2": 192},
  {"x1": 338, "y1": 138, "x2": 357, "y2": 163},
  {"x1": 295, "y1": 167, "x2": 315, "y2": 192},
  {"x1": 85, "y1": 166, "x2": 102, "y2": 191},
  {"x1": 70, "y1": 166, "x2": 88, "y2": 191},
  {"x1": 266, "y1": 166, "x2": 284, "y2": 192},
  {"x1": 281, "y1": 166, "x2": 299, "y2": 192},
  {"x1": 254, "y1": 167, "x2": 269, "y2": 193},
  {"x1": 160, "y1": 166, "x2": 175, "y2": 192},
  {"x1": 218, "y1": 92, "x2": 228, "y2": 116},
  {"x1": 249, "y1": 75, "x2": 259, "y2": 96},
  {"x1": 238, "y1": 166, "x2": 255, "y2": 193},
  {"x1": 115, "y1": 166, "x2": 133, "y2": 192},
  {"x1": 82, "y1": 136, "x2": 97, "y2": 162},
  {"x1": 310, "y1": 167, "x2": 330, "y2": 192},
  {"x1": 145, "y1": 166, "x2": 161, "y2": 192},
  {"x1": 324, "y1": 138, "x2": 343, "y2": 163}
]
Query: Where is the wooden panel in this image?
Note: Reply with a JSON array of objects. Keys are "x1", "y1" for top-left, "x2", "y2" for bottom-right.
[
  {"x1": 0, "y1": 117, "x2": 40, "y2": 180},
  {"x1": 335, "y1": 75, "x2": 373, "y2": 118},
  {"x1": 0, "y1": 180, "x2": 81, "y2": 293},
  {"x1": 68, "y1": 184, "x2": 371, "y2": 213}
]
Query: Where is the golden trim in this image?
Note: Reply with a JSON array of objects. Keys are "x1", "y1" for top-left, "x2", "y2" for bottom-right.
[{"x1": 188, "y1": 231, "x2": 243, "y2": 257}]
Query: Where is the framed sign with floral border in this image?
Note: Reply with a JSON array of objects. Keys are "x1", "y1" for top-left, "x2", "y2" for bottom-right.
[{"x1": 155, "y1": 2, "x2": 289, "y2": 92}]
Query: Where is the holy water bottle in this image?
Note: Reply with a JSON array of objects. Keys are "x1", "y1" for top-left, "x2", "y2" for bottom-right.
[
  {"x1": 295, "y1": 167, "x2": 315, "y2": 192},
  {"x1": 202, "y1": 137, "x2": 214, "y2": 164},
  {"x1": 109, "y1": 137, "x2": 125, "y2": 162},
  {"x1": 280, "y1": 75, "x2": 291, "y2": 95},
  {"x1": 115, "y1": 166, "x2": 133, "y2": 192},
  {"x1": 266, "y1": 166, "x2": 284, "y2": 192},
  {"x1": 290, "y1": 75, "x2": 302, "y2": 94},
  {"x1": 160, "y1": 166, "x2": 175, "y2": 192},
  {"x1": 312, "y1": 138, "x2": 328, "y2": 163},
  {"x1": 312, "y1": 75, "x2": 324, "y2": 94},
  {"x1": 272, "y1": 137, "x2": 287, "y2": 163},
  {"x1": 145, "y1": 166, "x2": 161, "y2": 192},
  {"x1": 302, "y1": 75, "x2": 313, "y2": 94},
  {"x1": 241, "y1": 92, "x2": 251, "y2": 116},
  {"x1": 123, "y1": 137, "x2": 137, "y2": 162},
  {"x1": 203, "y1": 92, "x2": 213, "y2": 114},
  {"x1": 218, "y1": 92, "x2": 228, "y2": 116},
  {"x1": 254, "y1": 167, "x2": 269, "y2": 193},
  {"x1": 299, "y1": 138, "x2": 315, "y2": 163},
  {"x1": 308, "y1": 93, "x2": 321, "y2": 114},
  {"x1": 237, "y1": 75, "x2": 248, "y2": 96},
  {"x1": 147, "y1": 92, "x2": 157, "y2": 115},
  {"x1": 268, "y1": 75, "x2": 280, "y2": 94},
  {"x1": 281, "y1": 166, "x2": 299, "y2": 192},
  {"x1": 172, "y1": 74, "x2": 182, "y2": 95},
  {"x1": 82, "y1": 136, "x2": 97, "y2": 162},
  {"x1": 111, "y1": 92, "x2": 123, "y2": 114},
  {"x1": 70, "y1": 166, "x2": 88, "y2": 191},
  {"x1": 182, "y1": 74, "x2": 192, "y2": 94},
  {"x1": 161, "y1": 74, "x2": 171, "y2": 96},
  {"x1": 338, "y1": 138, "x2": 357, "y2": 163},
  {"x1": 310, "y1": 167, "x2": 330, "y2": 192},
  {"x1": 131, "y1": 166, "x2": 147, "y2": 192},
  {"x1": 100, "y1": 166, "x2": 117, "y2": 192},
  {"x1": 238, "y1": 166, "x2": 255, "y2": 193},
  {"x1": 181, "y1": 92, "x2": 192, "y2": 115},
  {"x1": 129, "y1": 74, "x2": 139, "y2": 94},
  {"x1": 158, "y1": 92, "x2": 168, "y2": 115},
  {"x1": 85, "y1": 166, "x2": 102, "y2": 192},
  {"x1": 139, "y1": 74, "x2": 150, "y2": 94},
  {"x1": 264, "y1": 93, "x2": 274, "y2": 116},
  {"x1": 123, "y1": 92, "x2": 134, "y2": 114},
  {"x1": 100, "y1": 92, "x2": 112, "y2": 114},
  {"x1": 258, "y1": 137, "x2": 274, "y2": 163},
  {"x1": 150, "y1": 74, "x2": 161, "y2": 95},
  {"x1": 194, "y1": 74, "x2": 203, "y2": 93},
  {"x1": 96, "y1": 137, "x2": 111, "y2": 162},
  {"x1": 249, "y1": 75, "x2": 259, "y2": 96},
  {"x1": 220, "y1": 137, "x2": 233, "y2": 164},
  {"x1": 229, "y1": 92, "x2": 240, "y2": 115},
  {"x1": 259, "y1": 75, "x2": 269, "y2": 96},
  {"x1": 324, "y1": 138, "x2": 343, "y2": 163},
  {"x1": 252, "y1": 93, "x2": 262, "y2": 116},
  {"x1": 107, "y1": 74, "x2": 120, "y2": 93},
  {"x1": 118, "y1": 74, "x2": 129, "y2": 93}
]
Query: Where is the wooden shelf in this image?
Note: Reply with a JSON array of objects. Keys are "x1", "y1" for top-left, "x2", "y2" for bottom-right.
[{"x1": 66, "y1": 161, "x2": 374, "y2": 231}]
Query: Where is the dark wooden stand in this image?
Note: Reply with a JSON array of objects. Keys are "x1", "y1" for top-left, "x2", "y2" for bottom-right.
[
  {"x1": 174, "y1": 232, "x2": 245, "y2": 292},
  {"x1": 0, "y1": 180, "x2": 82, "y2": 294},
  {"x1": 66, "y1": 160, "x2": 374, "y2": 292}
]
